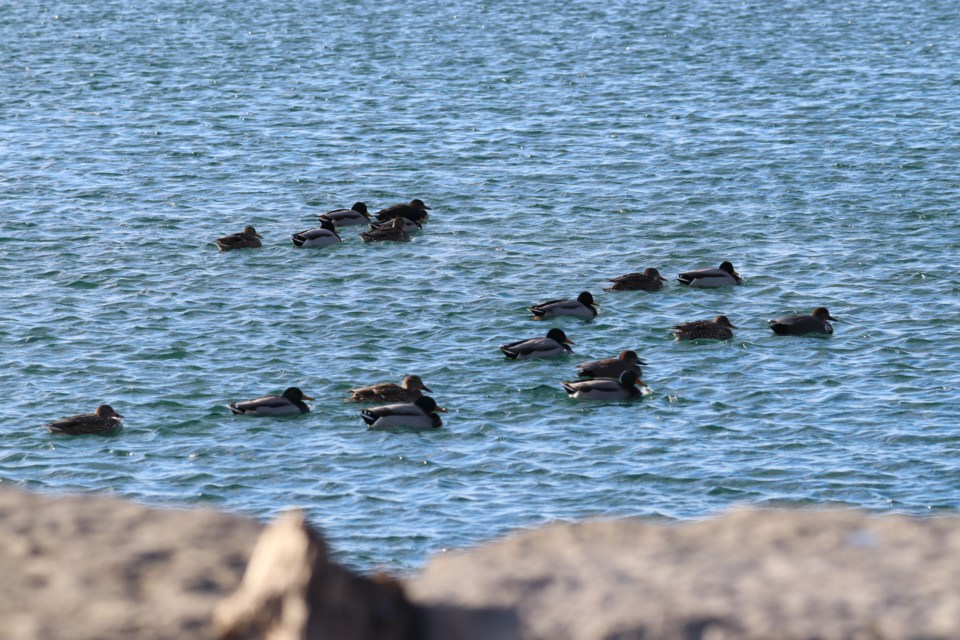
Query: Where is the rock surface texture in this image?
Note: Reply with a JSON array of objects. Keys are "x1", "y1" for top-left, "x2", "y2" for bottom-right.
[
  {"x1": 408, "y1": 509, "x2": 960, "y2": 639},
  {"x1": 4, "y1": 486, "x2": 960, "y2": 640}
]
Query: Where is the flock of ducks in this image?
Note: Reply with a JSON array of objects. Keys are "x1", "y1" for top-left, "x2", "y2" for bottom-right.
[{"x1": 44, "y1": 202, "x2": 838, "y2": 434}]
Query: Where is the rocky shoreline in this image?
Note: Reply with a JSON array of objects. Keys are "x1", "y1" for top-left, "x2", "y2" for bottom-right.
[{"x1": 2, "y1": 486, "x2": 959, "y2": 639}]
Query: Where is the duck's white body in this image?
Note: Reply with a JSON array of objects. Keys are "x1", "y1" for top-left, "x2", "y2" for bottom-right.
[
  {"x1": 361, "y1": 398, "x2": 443, "y2": 429},
  {"x1": 561, "y1": 371, "x2": 645, "y2": 401},
  {"x1": 678, "y1": 262, "x2": 742, "y2": 288},
  {"x1": 292, "y1": 225, "x2": 341, "y2": 247},
  {"x1": 319, "y1": 203, "x2": 371, "y2": 227}
]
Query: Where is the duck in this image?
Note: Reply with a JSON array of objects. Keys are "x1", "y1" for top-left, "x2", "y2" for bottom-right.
[
  {"x1": 575, "y1": 350, "x2": 646, "y2": 379},
  {"x1": 500, "y1": 327, "x2": 574, "y2": 360},
  {"x1": 529, "y1": 291, "x2": 598, "y2": 320},
  {"x1": 561, "y1": 370, "x2": 646, "y2": 401},
  {"x1": 361, "y1": 395, "x2": 446, "y2": 430},
  {"x1": 677, "y1": 261, "x2": 741, "y2": 288},
  {"x1": 291, "y1": 220, "x2": 342, "y2": 247},
  {"x1": 347, "y1": 375, "x2": 433, "y2": 403},
  {"x1": 604, "y1": 268, "x2": 667, "y2": 292},
  {"x1": 374, "y1": 199, "x2": 431, "y2": 224},
  {"x1": 769, "y1": 307, "x2": 836, "y2": 336},
  {"x1": 359, "y1": 216, "x2": 410, "y2": 243},
  {"x1": 215, "y1": 226, "x2": 263, "y2": 251},
  {"x1": 368, "y1": 217, "x2": 423, "y2": 233},
  {"x1": 318, "y1": 202, "x2": 371, "y2": 227},
  {"x1": 228, "y1": 387, "x2": 313, "y2": 416},
  {"x1": 46, "y1": 404, "x2": 124, "y2": 435},
  {"x1": 671, "y1": 315, "x2": 737, "y2": 341}
]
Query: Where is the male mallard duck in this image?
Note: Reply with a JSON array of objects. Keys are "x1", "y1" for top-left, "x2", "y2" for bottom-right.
[
  {"x1": 604, "y1": 268, "x2": 667, "y2": 292},
  {"x1": 318, "y1": 202, "x2": 371, "y2": 227},
  {"x1": 374, "y1": 199, "x2": 431, "y2": 224},
  {"x1": 677, "y1": 261, "x2": 741, "y2": 288},
  {"x1": 361, "y1": 395, "x2": 446, "y2": 430},
  {"x1": 292, "y1": 220, "x2": 342, "y2": 247},
  {"x1": 529, "y1": 291, "x2": 598, "y2": 320},
  {"x1": 359, "y1": 216, "x2": 410, "y2": 243},
  {"x1": 368, "y1": 217, "x2": 423, "y2": 233},
  {"x1": 215, "y1": 226, "x2": 263, "y2": 251},
  {"x1": 500, "y1": 328, "x2": 575, "y2": 360},
  {"x1": 228, "y1": 387, "x2": 313, "y2": 416},
  {"x1": 46, "y1": 404, "x2": 124, "y2": 435},
  {"x1": 575, "y1": 350, "x2": 646, "y2": 379},
  {"x1": 671, "y1": 315, "x2": 737, "y2": 341},
  {"x1": 561, "y1": 370, "x2": 646, "y2": 401},
  {"x1": 769, "y1": 307, "x2": 836, "y2": 336},
  {"x1": 347, "y1": 375, "x2": 433, "y2": 403}
]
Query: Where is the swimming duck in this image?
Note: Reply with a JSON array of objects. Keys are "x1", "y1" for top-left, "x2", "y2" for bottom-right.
[
  {"x1": 359, "y1": 216, "x2": 410, "y2": 243},
  {"x1": 361, "y1": 395, "x2": 446, "y2": 430},
  {"x1": 374, "y1": 199, "x2": 431, "y2": 224},
  {"x1": 769, "y1": 307, "x2": 836, "y2": 336},
  {"x1": 561, "y1": 370, "x2": 646, "y2": 401},
  {"x1": 292, "y1": 220, "x2": 342, "y2": 247},
  {"x1": 347, "y1": 375, "x2": 433, "y2": 403},
  {"x1": 46, "y1": 404, "x2": 124, "y2": 435},
  {"x1": 671, "y1": 315, "x2": 737, "y2": 341},
  {"x1": 677, "y1": 261, "x2": 741, "y2": 288},
  {"x1": 604, "y1": 268, "x2": 668, "y2": 292},
  {"x1": 529, "y1": 291, "x2": 598, "y2": 320},
  {"x1": 228, "y1": 387, "x2": 313, "y2": 416},
  {"x1": 575, "y1": 350, "x2": 646, "y2": 379},
  {"x1": 318, "y1": 202, "x2": 371, "y2": 227},
  {"x1": 215, "y1": 226, "x2": 263, "y2": 251},
  {"x1": 500, "y1": 327, "x2": 575, "y2": 360},
  {"x1": 368, "y1": 217, "x2": 423, "y2": 233}
]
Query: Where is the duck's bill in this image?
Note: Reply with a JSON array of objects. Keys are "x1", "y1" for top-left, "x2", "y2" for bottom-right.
[
  {"x1": 302, "y1": 394, "x2": 316, "y2": 401},
  {"x1": 565, "y1": 339, "x2": 576, "y2": 345},
  {"x1": 435, "y1": 406, "x2": 448, "y2": 413},
  {"x1": 421, "y1": 385, "x2": 434, "y2": 393}
]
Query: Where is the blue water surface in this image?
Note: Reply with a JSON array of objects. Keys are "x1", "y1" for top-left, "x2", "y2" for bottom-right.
[{"x1": 3, "y1": 0, "x2": 960, "y2": 572}]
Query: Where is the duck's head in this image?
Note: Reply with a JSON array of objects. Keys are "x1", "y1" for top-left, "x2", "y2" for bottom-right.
[
  {"x1": 719, "y1": 261, "x2": 737, "y2": 275},
  {"x1": 577, "y1": 291, "x2": 595, "y2": 306},
  {"x1": 414, "y1": 395, "x2": 446, "y2": 413},
  {"x1": 95, "y1": 404, "x2": 123, "y2": 420},
  {"x1": 546, "y1": 328, "x2": 574, "y2": 345},
  {"x1": 619, "y1": 370, "x2": 646, "y2": 387},
  {"x1": 812, "y1": 307, "x2": 836, "y2": 321},
  {"x1": 319, "y1": 219, "x2": 338, "y2": 232},
  {"x1": 644, "y1": 267, "x2": 667, "y2": 282},
  {"x1": 410, "y1": 199, "x2": 431, "y2": 211},
  {"x1": 352, "y1": 202, "x2": 369, "y2": 216},
  {"x1": 714, "y1": 315, "x2": 737, "y2": 328},
  {"x1": 403, "y1": 375, "x2": 432, "y2": 393},
  {"x1": 242, "y1": 226, "x2": 263, "y2": 238},
  {"x1": 282, "y1": 387, "x2": 314, "y2": 402},
  {"x1": 618, "y1": 350, "x2": 647, "y2": 366}
]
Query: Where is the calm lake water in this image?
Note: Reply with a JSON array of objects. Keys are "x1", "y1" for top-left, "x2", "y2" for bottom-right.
[{"x1": 3, "y1": 0, "x2": 960, "y2": 572}]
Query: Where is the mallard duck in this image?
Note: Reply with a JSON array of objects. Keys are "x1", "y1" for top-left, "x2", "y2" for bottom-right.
[
  {"x1": 215, "y1": 226, "x2": 263, "y2": 251},
  {"x1": 374, "y1": 199, "x2": 431, "y2": 224},
  {"x1": 361, "y1": 395, "x2": 446, "y2": 429},
  {"x1": 500, "y1": 328, "x2": 574, "y2": 360},
  {"x1": 769, "y1": 307, "x2": 836, "y2": 336},
  {"x1": 672, "y1": 315, "x2": 737, "y2": 341},
  {"x1": 228, "y1": 387, "x2": 313, "y2": 416},
  {"x1": 347, "y1": 375, "x2": 433, "y2": 403},
  {"x1": 368, "y1": 217, "x2": 423, "y2": 233},
  {"x1": 529, "y1": 291, "x2": 598, "y2": 320},
  {"x1": 359, "y1": 216, "x2": 410, "y2": 243},
  {"x1": 46, "y1": 404, "x2": 124, "y2": 435},
  {"x1": 292, "y1": 220, "x2": 342, "y2": 247},
  {"x1": 677, "y1": 261, "x2": 741, "y2": 288},
  {"x1": 318, "y1": 202, "x2": 371, "y2": 227},
  {"x1": 575, "y1": 350, "x2": 646, "y2": 379},
  {"x1": 562, "y1": 370, "x2": 646, "y2": 401},
  {"x1": 604, "y1": 268, "x2": 667, "y2": 291}
]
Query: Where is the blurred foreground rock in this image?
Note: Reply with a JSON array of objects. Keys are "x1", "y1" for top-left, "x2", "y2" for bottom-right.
[{"x1": 4, "y1": 485, "x2": 960, "y2": 640}]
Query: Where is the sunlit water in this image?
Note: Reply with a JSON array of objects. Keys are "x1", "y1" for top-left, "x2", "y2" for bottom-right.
[{"x1": 3, "y1": 0, "x2": 960, "y2": 572}]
